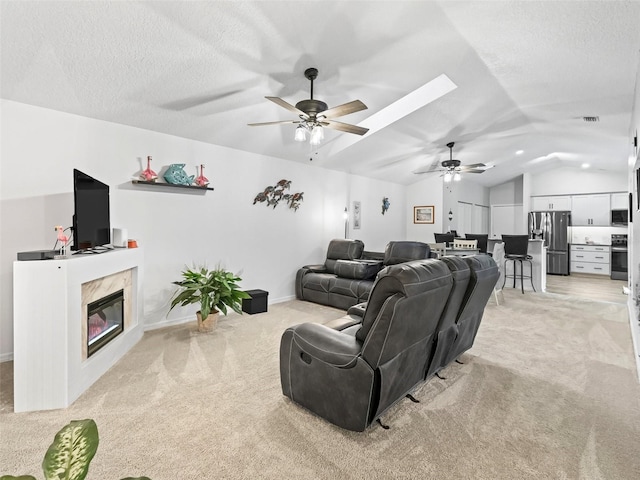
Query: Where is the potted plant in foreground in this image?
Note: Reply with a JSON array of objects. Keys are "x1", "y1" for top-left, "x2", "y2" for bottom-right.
[{"x1": 169, "y1": 265, "x2": 250, "y2": 332}]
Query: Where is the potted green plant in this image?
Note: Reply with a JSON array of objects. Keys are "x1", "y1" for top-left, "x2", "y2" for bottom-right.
[
  {"x1": 169, "y1": 265, "x2": 250, "y2": 332},
  {"x1": 0, "y1": 419, "x2": 150, "y2": 480}
]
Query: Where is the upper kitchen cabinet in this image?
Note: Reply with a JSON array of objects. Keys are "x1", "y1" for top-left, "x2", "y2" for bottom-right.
[
  {"x1": 571, "y1": 194, "x2": 611, "y2": 226},
  {"x1": 610, "y1": 192, "x2": 628, "y2": 210},
  {"x1": 530, "y1": 195, "x2": 571, "y2": 211}
]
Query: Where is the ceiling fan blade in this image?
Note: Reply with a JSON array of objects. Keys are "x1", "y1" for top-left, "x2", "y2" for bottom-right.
[
  {"x1": 461, "y1": 163, "x2": 486, "y2": 169},
  {"x1": 413, "y1": 168, "x2": 441, "y2": 175},
  {"x1": 320, "y1": 100, "x2": 368, "y2": 119},
  {"x1": 265, "y1": 96, "x2": 307, "y2": 117},
  {"x1": 463, "y1": 170, "x2": 487, "y2": 174},
  {"x1": 322, "y1": 120, "x2": 369, "y2": 136},
  {"x1": 248, "y1": 120, "x2": 300, "y2": 127}
]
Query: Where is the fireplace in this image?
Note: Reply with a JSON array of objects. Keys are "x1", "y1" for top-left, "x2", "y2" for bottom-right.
[{"x1": 87, "y1": 289, "x2": 124, "y2": 357}]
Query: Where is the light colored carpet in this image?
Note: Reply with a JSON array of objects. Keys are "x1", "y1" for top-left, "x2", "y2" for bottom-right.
[{"x1": 1, "y1": 291, "x2": 639, "y2": 479}]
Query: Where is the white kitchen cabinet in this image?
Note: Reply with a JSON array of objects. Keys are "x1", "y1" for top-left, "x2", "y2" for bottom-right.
[
  {"x1": 571, "y1": 194, "x2": 610, "y2": 226},
  {"x1": 531, "y1": 195, "x2": 571, "y2": 211},
  {"x1": 570, "y1": 244, "x2": 610, "y2": 275},
  {"x1": 611, "y1": 192, "x2": 628, "y2": 210}
]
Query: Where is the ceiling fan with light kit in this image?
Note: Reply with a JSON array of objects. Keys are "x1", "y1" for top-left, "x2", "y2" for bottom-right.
[
  {"x1": 248, "y1": 67, "x2": 369, "y2": 146},
  {"x1": 414, "y1": 142, "x2": 491, "y2": 182}
]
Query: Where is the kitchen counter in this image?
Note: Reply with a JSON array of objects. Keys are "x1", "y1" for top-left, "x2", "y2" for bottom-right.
[{"x1": 571, "y1": 243, "x2": 611, "y2": 246}]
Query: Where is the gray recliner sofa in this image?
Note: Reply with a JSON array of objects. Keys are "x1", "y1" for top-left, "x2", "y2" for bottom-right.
[
  {"x1": 281, "y1": 254, "x2": 499, "y2": 431},
  {"x1": 295, "y1": 239, "x2": 432, "y2": 310}
]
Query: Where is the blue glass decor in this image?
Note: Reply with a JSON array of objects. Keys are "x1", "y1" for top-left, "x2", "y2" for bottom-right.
[
  {"x1": 382, "y1": 197, "x2": 390, "y2": 215},
  {"x1": 164, "y1": 164, "x2": 195, "y2": 186},
  {"x1": 253, "y1": 179, "x2": 304, "y2": 211}
]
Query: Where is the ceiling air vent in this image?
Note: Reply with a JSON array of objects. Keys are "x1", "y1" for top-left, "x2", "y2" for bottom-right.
[{"x1": 583, "y1": 116, "x2": 600, "y2": 122}]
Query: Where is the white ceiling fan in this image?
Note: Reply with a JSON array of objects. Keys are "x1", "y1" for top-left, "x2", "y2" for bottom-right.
[{"x1": 248, "y1": 67, "x2": 369, "y2": 146}]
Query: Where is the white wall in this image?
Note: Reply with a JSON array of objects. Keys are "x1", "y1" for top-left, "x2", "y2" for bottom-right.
[
  {"x1": 488, "y1": 176, "x2": 525, "y2": 238},
  {"x1": 0, "y1": 100, "x2": 406, "y2": 359},
  {"x1": 490, "y1": 176, "x2": 523, "y2": 205},
  {"x1": 404, "y1": 176, "x2": 489, "y2": 241},
  {"x1": 530, "y1": 168, "x2": 627, "y2": 196},
  {"x1": 345, "y1": 175, "x2": 406, "y2": 252},
  {"x1": 405, "y1": 175, "x2": 444, "y2": 243}
]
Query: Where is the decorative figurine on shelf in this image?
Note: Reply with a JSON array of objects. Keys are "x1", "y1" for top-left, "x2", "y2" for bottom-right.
[
  {"x1": 164, "y1": 163, "x2": 194, "y2": 186},
  {"x1": 55, "y1": 225, "x2": 69, "y2": 256},
  {"x1": 195, "y1": 164, "x2": 209, "y2": 187},
  {"x1": 140, "y1": 156, "x2": 158, "y2": 182},
  {"x1": 382, "y1": 197, "x2": 390, "y2": 215}
]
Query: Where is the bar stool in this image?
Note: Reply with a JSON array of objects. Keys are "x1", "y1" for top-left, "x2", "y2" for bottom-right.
[{"x1": 501, "y1": 235, "x2": 535, "y2": 294}]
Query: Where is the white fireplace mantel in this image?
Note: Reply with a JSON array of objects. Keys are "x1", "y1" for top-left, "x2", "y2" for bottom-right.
[{"x1": 13, "y1": 247, "x2": 144, "y2": 412}]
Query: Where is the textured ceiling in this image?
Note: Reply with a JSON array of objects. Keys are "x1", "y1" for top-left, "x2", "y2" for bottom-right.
[{"x1": 2, "y1": 1, "x2": 640, "y2": 187}]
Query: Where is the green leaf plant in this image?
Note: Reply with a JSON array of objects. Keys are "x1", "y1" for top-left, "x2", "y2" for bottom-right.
[
  {"x1": 168, "y1": 265, "x2": 251, "y2": 320},
  {"x1": 0, "y1": 419, "x2": 150, "y2": 480}
]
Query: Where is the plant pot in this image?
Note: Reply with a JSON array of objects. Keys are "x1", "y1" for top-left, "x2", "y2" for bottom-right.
[{"x1": 196, "y1": 310, "x2": 219, "y2": 333}]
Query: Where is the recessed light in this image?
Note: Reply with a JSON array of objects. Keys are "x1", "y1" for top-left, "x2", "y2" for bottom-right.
[
  {"x1": 515, "y1": 150, "x2": 524, "y2": 155},
  {"x1": 581, "y1": 163, "x2": 590, "y2": 169}
]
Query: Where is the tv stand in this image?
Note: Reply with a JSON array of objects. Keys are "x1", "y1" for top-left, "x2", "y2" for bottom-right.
[{"x1": 73, "y1": 245, "x2": 115, "y2": 255}]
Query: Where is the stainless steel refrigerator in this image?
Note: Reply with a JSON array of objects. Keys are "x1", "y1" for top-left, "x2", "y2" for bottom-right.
[{"x1": 528, "y1": 211, "x2": 571, "y2": 275}]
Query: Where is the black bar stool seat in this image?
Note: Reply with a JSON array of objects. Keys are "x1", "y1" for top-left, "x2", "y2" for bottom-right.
[{"x1": 501, "y1": 235, "x2": 535, "y2": 294}]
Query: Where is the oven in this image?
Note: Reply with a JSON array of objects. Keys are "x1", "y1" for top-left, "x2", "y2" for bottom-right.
[{"x1": 610, "y1": 234, "x2": 628, "y2": 280}]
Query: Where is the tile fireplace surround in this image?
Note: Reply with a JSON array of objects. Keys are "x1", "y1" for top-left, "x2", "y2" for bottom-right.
[{"x1": 13, "y1": 248, "x2": 144, "y2": 412}]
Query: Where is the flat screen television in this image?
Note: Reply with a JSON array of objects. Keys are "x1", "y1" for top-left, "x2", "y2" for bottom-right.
[{"x1": 72, "y1": 169, "x2": 111, "y2": 251}]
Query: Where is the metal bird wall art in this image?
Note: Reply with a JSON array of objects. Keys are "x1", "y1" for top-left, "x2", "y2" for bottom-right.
[{"x1": 253, "y1": 179, "x2": 304, "y2": 211}]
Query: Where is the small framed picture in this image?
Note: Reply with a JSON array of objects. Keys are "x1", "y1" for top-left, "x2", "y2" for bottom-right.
[
  {"x1": 353, "y1": 201, "x2": 361, "y2": 229},
  {"x1": 413, "y1": 205, "x2": 434, "y2": 224}
]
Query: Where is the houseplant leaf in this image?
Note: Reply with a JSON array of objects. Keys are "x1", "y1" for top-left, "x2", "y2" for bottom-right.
[
  {"x1": 0, "y1": 476, "x2": 37, "y2": 480},
  {"x1": 168, "y1": 264, "x2": 250, "y2": 323},
  {"x1": 42, "y1": 419, "x2": 98, "y2": 480}
]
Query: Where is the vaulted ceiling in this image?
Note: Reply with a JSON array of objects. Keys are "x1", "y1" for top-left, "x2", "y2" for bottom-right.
[{"x1": 2, "y1": 1, "x2": 639, "y2": 187}]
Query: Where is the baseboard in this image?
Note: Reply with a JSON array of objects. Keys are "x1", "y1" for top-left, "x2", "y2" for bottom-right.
[
  {"x1": 627, "y1": 298, "x2": 640, "y2": 383},
  {"x1": 143, "y1": 315, "x2": 193, "y2": 332},
  {"x1": 0, "y1": 352, "x2": 14, "y2": 363},
  {"x1": 269, "y1": 294, "x2": 296, "y2": 304},
  {"x1": 143, "y1": 295, "x2": 298, "y2": 331}
]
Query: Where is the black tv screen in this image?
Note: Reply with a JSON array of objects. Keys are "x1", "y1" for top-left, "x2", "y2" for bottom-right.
[{"x1": 72, "y1": 169, "x2": 110, "y2": 251}]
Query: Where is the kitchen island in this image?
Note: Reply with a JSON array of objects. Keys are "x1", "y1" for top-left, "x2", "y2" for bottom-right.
[{"x1": 489, "y1": 238, "x2": 546, "y2": 292}]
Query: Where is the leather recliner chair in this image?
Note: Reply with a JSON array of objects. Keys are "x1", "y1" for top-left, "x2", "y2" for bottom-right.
[
  {"x1": 425, "y1": 255, "x2": 499, "y2": 378},
  {"x1": 296, "y1": 239, "x2": 433, "y2": 310},
  {"x1": 281, "y1": 259, "x2": 453, "y2": 431},
  {"x1": 443, "y1": 254, "x2": 500, "y2": 366},
  {"x1": 425, "y1": 256, "x2": 471, "y2": 379}
]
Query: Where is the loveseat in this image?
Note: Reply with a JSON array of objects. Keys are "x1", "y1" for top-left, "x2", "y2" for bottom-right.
[
  {"x1": 295, "y1": 239, "x2": 432, "y2": 310},
  {"x1": 281, "y1": 254, "x2": 499, "y2": 431}
]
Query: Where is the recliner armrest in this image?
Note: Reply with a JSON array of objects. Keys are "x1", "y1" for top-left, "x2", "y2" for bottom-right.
[
  {"x1": 302, "y1": 264, "x2": 327, "y2": 273},
  {"x1": 347, "y1": 302, "x2": 367, "y2": 318},
  {"x1": 323, "y1": 313, "x2": 363, "y2": 331},
  {"x1": 286, "y1": 323, "x2": 362, "y2": 367}
]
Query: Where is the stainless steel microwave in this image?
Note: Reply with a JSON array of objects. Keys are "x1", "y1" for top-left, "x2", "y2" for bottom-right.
[{"x1": 611, "y1": 209, "x2": 628, "y2": 225}]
